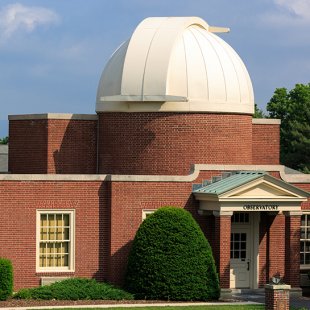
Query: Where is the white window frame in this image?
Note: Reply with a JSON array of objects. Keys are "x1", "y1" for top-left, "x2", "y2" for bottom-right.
[
  {"x1": 36, "y1": 210, "x2": 75, "y2": 272},
  {"x1": 301, "y1": 212, "x2": 310, "y2": 270},
  {"x1": 142, "y1": 210, "x2": 155, "y2": 221}
]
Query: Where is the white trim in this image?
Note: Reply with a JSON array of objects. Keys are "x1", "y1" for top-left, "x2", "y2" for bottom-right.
[
  {"x1": 9, "y1": 113, "x2": 98, "y2": 121},
  {"x1": 36, "y1": 210, "x2": 75, "y2": 273},
  {"x1": 252, "y1": 118, "x2": 281, "y2": 125},
  {"x1": 300, "y1": 212, "x2": 310, "y2": 270},
  {"x1": 142, "y1": 209, "x2": 155, "y2": 220},
  {"x1": 0, "y1": 164, "x2": 309, "y2": 183}
]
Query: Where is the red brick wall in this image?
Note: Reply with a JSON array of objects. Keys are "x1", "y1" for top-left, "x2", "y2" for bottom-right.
[
  {"x1": 98, "y1": 113, "x2": 253, "y2": 175},
  {"x1": 213, "y1": 215, "x2": 231, "y2": 289},
  {"x1": 285, "y1": 215, "x2": 301, "y2": 287},
  {"x1": 259, "y1": 213, "x2": 268, "y2": 287},
  {"x1": 107, "y1": 181, "x2": 206, "y2": 285},
  {"x1": 268, "y1": 214, "x2": 285, "y2": 279},
  {"x1": 9, "y1": 119, "x2": 97, "y2": 174},
  {"x1": 259, "y1": 214, "x2": 286, "y2": 287},
  {"x1": 47, "y1": 119, "x2": 97, "y2": 174},
  {"x1": 252, "y1": 123, "x2": 280, "y2": 164},
  {"x1": 0, "y1": 181, "x2": 106, "y2": 290},
  {"x1": 9, "y1": 120, "x2": 48, "y2": 173}
]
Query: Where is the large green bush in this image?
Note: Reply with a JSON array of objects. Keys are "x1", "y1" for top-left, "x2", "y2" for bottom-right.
[
  {"x1": 14, "y1": 278, "x2": 133, "y2": 300},
  {"x1": 124, "y1": 207, "x2": 220, "y2": 301},
  {"x1": 0, "y1": 258, "x2": 13, "y2": 300}
]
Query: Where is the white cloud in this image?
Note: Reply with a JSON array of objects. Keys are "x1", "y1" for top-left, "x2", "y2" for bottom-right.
[
  {"x1": 260, "y1": 0, "x2": 310, "y2": 27},
  {"x1": 275, "y1": 0, "x2": 310, "y2": 21},
  {"x1": 0, "y1": 3, "x2": 60, "y2": 39}
]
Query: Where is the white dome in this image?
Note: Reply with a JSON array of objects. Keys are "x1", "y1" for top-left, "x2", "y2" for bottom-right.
[{"x1": 96, "y1": 17, "x2": 254, "y2": 114}]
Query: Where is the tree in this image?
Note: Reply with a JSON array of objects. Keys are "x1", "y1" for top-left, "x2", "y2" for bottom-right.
[
  {"x1": 253, "y1": 103, "x2": 265, "y2": 118},
  {"x1": 0, "y1": 137, "x2": 8, "y2": 144},
  {"x1": 124, "y1": 207, "x2": 220, "y2": 301},
  {"x1": 267, "y1": 83, "x2": 310, "y2": 173}
]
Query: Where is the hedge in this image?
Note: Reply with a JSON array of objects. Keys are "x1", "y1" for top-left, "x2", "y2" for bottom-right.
[
  {"x1": 0, "y1": 258, "x2": 13, "y2": 300},
  {"x1": 125, "y1": 207, "x2": 220, "y2": 301},
  {"x1": 14, "y1": 278, "x2": 133, "y2": 300}
]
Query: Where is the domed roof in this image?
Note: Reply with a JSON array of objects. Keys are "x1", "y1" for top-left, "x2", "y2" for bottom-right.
[{"x1": 96, "y1": 17, "x2": 254, "y2": 114}]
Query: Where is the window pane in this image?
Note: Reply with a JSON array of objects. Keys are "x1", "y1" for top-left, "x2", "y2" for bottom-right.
[
  {"x1": 301, "y1": 215, "x2": 306, "y2": 226},
  {"x1": 240, "y1": 213, "x2": 244, "y2": 222},
  {"x1": 49, "y1": 227, "x2": 56, "y2": 240},
  {"x1": 48, "y1": 214, "x2": 56, "y2": 227},
  {"x1": 241, "y1": 251, "x2": 246, "y2": 259},
  {"x1": 63, "y1": 214, "x2": 69, "y2": 226},
  {"x1": 64, "y1": 228, "x2": 69, "y2": 240},
  {"x1": 38, "y1": 212, "x2": 72, "y2": 269},
  {"x1": 41, "y1": 214, "x2": 47, "y2": 227},
  {"x1": 301, "y1": 241, "x2": 305, "y2": 252},
  {"x1": 56, "y1": 214, "x2": 63, "y2": 226}
]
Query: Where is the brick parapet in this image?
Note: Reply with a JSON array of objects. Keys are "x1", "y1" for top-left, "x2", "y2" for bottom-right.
[
  {"x1": 98, "y1": 113, "x2": 253, "y2": 175},
  {"x1": 8, "y1": 118, "x2": 97, "y2": 174},
  {"x1": 252, "y1": 122, "x2": 280, "y2": 165}
]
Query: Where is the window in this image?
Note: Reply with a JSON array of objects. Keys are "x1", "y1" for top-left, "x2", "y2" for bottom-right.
[
  {"x1": 230, "y1": 233, "x2": 247, "y2": 259},
  {"x1": 231, "y1": 212, "x2": 249, "y2": 224},
  {"x1": 301, "y1": 213, "x2": 310, "y2": 268},
  {"x1": 37, "y1": 210, "x2": 74, "y2": 272},
  {"x1": 142, "y1": 210, "x2": 155, "y2": 220}
]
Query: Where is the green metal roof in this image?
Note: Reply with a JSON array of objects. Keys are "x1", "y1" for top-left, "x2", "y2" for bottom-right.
[{"x1": 193, "y1": 171, "x2": 266, "y2": 195}]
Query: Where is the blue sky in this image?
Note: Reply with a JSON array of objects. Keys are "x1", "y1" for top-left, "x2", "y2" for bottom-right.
[{"x1": 0, "y1": 0, "x2": 310, "y2": 137}]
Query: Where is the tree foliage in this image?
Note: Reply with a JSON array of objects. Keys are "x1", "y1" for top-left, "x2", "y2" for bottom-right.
[
  {"x1": 253, "y1": 103, "x2": 266, "y2": 118},
  {"x1": 267, "y1": 83, "x2": 310, "y2": 173},
  {"x1": 0, "y1": 136, "x2": 8, "y2": 145},
  {"x1": 125, "y1": 207, "x2": 220, "y2": 301}
]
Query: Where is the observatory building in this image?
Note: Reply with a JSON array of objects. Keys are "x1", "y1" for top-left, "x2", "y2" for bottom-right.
[{"x1": 1, "y1": 17, "x2": 309, "y2": 296}]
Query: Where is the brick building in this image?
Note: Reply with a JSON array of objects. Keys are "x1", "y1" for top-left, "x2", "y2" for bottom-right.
[{"x1": 1, "y1": 17, "x2": 309, "y2": 297}]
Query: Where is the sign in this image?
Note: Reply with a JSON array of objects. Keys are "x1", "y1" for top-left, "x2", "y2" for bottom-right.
[{"x1": 243, "y1": 204, "x2": 278, "y2": 211}]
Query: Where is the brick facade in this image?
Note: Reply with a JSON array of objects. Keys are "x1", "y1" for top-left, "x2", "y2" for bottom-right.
[
  {"x1": 213, "y1": 215, "x2": 231, "y2": 289},
  {"x1": 252, "y1": 123, "x2": 280, "y2": 164},
  {"x1": 0, "y1": 181, "x2": 104, "y2": 290},
  {"x1": 2, "y1": 113, "x2": 309, "y2": 293},
  {"x1": 9, "y1": 118, "x2": 97, "y2": 174},
  {"x1": 98, "y1": 113, "x2": 253, "y2": 175}
]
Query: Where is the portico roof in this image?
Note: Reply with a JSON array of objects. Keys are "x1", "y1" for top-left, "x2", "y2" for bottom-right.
[
  {"x1": 194, "y1": 171, "x2": 265, "y2": 195},
  {"x1": 193, "y1": 171, "x2": 309, "y2": 213}
]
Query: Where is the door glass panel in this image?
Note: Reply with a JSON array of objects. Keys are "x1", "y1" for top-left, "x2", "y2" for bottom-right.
[{"x1": 231, "y1": 233, "x2": 247, "y2": 260}]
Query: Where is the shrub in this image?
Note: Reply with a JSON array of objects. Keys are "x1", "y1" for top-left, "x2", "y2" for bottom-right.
[
  {"x1": 0, "y1": 258, "x2": 13, "y2": 301},
  {"x1": 124, "y1": 207, "x2": 220, "y2": 301},
  {"x1": 14, "y1": 278, "x2": 133, "y2": 300}
]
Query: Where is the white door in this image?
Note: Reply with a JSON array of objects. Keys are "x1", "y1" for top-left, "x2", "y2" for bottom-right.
[{"x1": 230, "y1": 228, "x2": 251, "y2": 288}]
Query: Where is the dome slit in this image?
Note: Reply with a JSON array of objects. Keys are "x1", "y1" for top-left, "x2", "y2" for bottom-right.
[
  {"x1": 211, "y1": 33, "x2": 242, "y2": 103},
  {"x1": 197, "y1": 27, "x2": 228, "y2": 102},
  {"x1": 189, "y1": 27, "x2": 210, "y2": 101}
]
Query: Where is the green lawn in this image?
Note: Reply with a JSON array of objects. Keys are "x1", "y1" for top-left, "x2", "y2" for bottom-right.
[{"x1": 35, "y1": 306, "x2": 264, "y2": 310}]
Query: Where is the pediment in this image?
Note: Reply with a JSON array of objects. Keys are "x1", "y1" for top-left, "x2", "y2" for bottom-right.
[
  {"x1": 219, "y1": 178, "x2": 304, "y2": 200},
  {"x1": 226, "y1": 181, "x2": 299, "y2": 199}
]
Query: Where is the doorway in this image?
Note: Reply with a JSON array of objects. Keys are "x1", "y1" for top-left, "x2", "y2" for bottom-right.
[{"x1": 230, "y1": 212, "x2": 259, "y2": 289}]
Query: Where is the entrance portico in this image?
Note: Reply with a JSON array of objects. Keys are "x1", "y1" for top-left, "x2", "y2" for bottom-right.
[{"x1": 193, "y1": 171, "x2": 309, "y2": 294}]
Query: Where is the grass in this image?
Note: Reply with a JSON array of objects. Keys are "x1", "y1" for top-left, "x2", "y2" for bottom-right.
[{"x1": 32, "y1": 306, "x2": 265, "y2": 310}]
